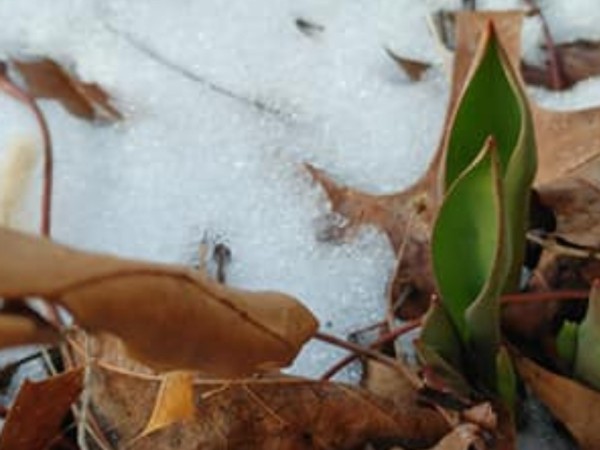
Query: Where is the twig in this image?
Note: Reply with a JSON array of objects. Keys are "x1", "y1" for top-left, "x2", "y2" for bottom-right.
[
  {"x1": 501, "y1": 290, "x2": 589, "y2": 304},
  {"x1": 527, "y1": 231, "x2": 600, "y2": 260},
  {"x1": 102, "y1": 22, "x2": 287, "y2": 119},
  {"x1": 314, "y1": 331, "x2": 423, "y2": 389},
  {"x1": 347, "y1": 320, "x2": 387, "y2": 341},
  {"x1": 320, "y1": 320, "x2": 421, "y2": 380},
  {"x1": 77, "y1": 334, "x2": 93, "y2": 450},
  {"x1": 523, "y1": 0, "x2": 567, "y2": 90},
  {"x1": 0, "y1": 65, "x2": 53, "y2": 237}
]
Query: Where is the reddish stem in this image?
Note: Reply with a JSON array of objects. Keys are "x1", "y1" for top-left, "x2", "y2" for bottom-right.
[
  {"x1": 0, "y1": 72, "x2": 53, "y2": 237},
  {"x1": 318, "y1": 320, "x2": 421, "y2": 381},
  {"x1": 501, "y1": 290, "x2": 589, "y2": 304},
  {"x1": 0, "y1": 66, "x2": 58, "y2": 324},
  {"x1": 523, "y1": 0, "x2": 567, "y2": 90}
]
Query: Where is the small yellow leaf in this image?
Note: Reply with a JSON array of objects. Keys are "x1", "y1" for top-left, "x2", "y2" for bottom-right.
[{"x1": 139, "y1": 371, "x2": 195, "y2": 438}]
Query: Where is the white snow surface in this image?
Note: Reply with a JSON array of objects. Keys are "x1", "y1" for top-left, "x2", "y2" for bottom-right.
[{"x1": 0, "y1": 0, "x2": 598, "y2": 447}]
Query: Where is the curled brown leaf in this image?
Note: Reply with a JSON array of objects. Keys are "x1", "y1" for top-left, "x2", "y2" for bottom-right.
[
  {"x1": 514, "y1": 352, "x2": 600, "y2": 450},
  {"x1": 0, "y1": 226, "x2": 318, "y2": 376}
]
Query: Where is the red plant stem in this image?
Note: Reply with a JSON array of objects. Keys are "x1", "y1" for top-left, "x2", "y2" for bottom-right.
[
  {"x1": 314, "y1": 330, "x2": 422, "y2": 388},
  {"x1": 0, "y1": 72, "x2": 53, "y2": 237},
  {"x1": 0, "y1": 67, "x2": 59, "y2": 325},
  {"x1": 320, "y1": 320, "x2": 421, "y2": 380},
  {"x1": 347, "y1": 320, "x2": 387, "y2": 338},
  {"x1": 0, "y1": 404, "x2": 7, "y2": 418},
  {"x1": 501, "y1": 290, "x2": 589, "y2": 304},
  {"x1": 523, "y1": 0, "x2": 566, "y2": 90}
]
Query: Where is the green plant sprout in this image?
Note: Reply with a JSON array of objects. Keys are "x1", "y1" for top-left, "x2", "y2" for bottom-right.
[{"x1": 417, "y1": 22, "x2": 536, "y2": 410}]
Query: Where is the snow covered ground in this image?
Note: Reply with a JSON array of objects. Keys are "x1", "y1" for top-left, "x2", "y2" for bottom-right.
[{"x1": 0, "y1": 0, "x2": 597, "y2": 447}]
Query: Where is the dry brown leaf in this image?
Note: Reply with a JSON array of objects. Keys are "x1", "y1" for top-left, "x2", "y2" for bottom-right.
[
  {"x1": 0, "y1": 313, "x2": 59, "y2": 349},
  {"x1": 514, "y1": 353, "x2": 600, "y2": 450},
  {"x1": 12, "y1": 58, "x2": 122, "y2": 122},
  {"x1": 308, "y1": 11, "x2": 600, "y2": 320},
  {"x1": 84, "y1": 362, "x2": 449, "y2": 450},
  {"x1": 139, "y1": 371, "x2": 196, "y2": 438},
  {"x1": 385, "y1": 49, "x2": 431, "y2": 81},
  {"x1": 0, "y1": 368, "x2": 83, "y2": 450},
  {"x1": 523, "y1": 40, "x2": 600, "y2": 90},
  {"x1": 426, "y1": 424, "x2": 483, "y2": 450},
  {"x1": 0, "y1": 226, "x2": 318, "y2": 376},
  {"x1": 362, "y1": 360, "x2": 419, "y2": 409}
]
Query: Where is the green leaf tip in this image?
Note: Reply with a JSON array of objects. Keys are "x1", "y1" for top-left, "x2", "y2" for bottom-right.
[
  {"x1": 444, "y1": 21, "x2": 533, "y2": 190},
  {"x1": 557, "y1": 320, "x2": 578, "y2": 373},
  {"x1": 572, "y1": 280, "x2": 600, "y2": 390}
]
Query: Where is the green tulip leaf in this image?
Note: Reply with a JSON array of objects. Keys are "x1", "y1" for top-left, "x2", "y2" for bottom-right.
[
  {"x1": 557, "y1": 320, "x2": 578, "y2": 373},
  {"x1": 433, "y1": 137, "x2": 507, "y2": 344},
  {"x1": 496, "y1": 345, "x2": 517, "y2": 411},
  {"x1": 574, "y1": 282, "x2": 600, "y2": 390},
  {"x1": 420, "y1": 298, "x2": 464, "y2": 371},
  {"x1": 443, "y1": 23, "x2": 536, "y2": 290}
]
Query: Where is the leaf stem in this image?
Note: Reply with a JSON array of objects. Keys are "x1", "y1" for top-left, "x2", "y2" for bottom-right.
[
  {"x1": 314, "y1": 331, "x2": 422, "y2": 389},
  {"x1": 501, "y1": 290, "x2": 589, "y2": 303},
  {"x1": 0, "y1": 65, "x2": 53, "y2": 237},
  {"x1": 320, "y1": 320, "x2": 421, "y2": 380},
  {"x1": 523, "y1": 0, "x2": 567, "y2": 90}
]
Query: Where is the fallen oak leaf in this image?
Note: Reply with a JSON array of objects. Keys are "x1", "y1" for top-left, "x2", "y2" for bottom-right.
[
  {"x1": 86, "y1": 362, "x2": 450, "y2": 450},
  {"x1": 0, "y1": 226, "x2": 318, "y2": 376},
  {"x1": 513, "y1": 351, "x2": 600, "y2": 450},
  {"x1": 0, "y1": 368, "x2": 84, "y2": 450},
  {"x1": 12, "y1": 58, "x2": 123, "y2": 122}
]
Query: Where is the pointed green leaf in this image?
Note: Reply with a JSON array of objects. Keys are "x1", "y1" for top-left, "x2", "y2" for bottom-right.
[
  {"x1": 420, "y1": 299, "x2": 464, "y2": 371},
  {"x1": 574, "y1": 282, "x2": 600, "y2": 390},
  {"x1": 443, "y1": 23, "x2": 536, "y2": 290},
  {"x1": 433, "y1": 137, "x2": 507, "y2": 342},
  {"x1": 557, "y1": 321, "x2": 578, "y2": 373},
  {"x1": 496, "y1": 346, "x2": 517, "y2": 411}
]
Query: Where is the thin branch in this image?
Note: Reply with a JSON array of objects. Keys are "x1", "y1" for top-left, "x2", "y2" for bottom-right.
[
  {"x1": 314, "y1": 331, "x2": 423, "y2": 389},
  {"x1": 523, "y1": 0, "x2": 567, "y2": 90},
  {"x1": 501, "y1": 290, "x2": 589, "y2": 304},
  {"x1": 0, "y1": 65, "x2": 53, "y2": 237},
  {"x1": 527, "y1": 231, "x2": 600, "y2": 260},
  {"x1": 320, "y1": 320, "x2": 421, "y2": 380}
]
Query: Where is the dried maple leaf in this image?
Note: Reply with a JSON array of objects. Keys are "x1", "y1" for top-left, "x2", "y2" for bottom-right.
[
  {"x1": 12, "y1": 58, "x2": 122, "y2": 122},
  {"x1": 0, "y1": 226, "x2": 318, "y2": 376},
  {"x1": 514, "y1": 352, "x2": 600, "y2": 450},
  {"x1": 308, "y1": 11, "x2": 600, "y2": 319},
  {"x1": 83, "y1": 362, "x2": 449, "y2": 450},
  {"x1": 0, "y1": 368, "x2": 83, "y2": 450}
]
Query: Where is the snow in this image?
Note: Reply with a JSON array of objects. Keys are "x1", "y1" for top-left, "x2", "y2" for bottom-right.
[{"x1": 0, "y1": 0, "x2": 598, "y2": 446}]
